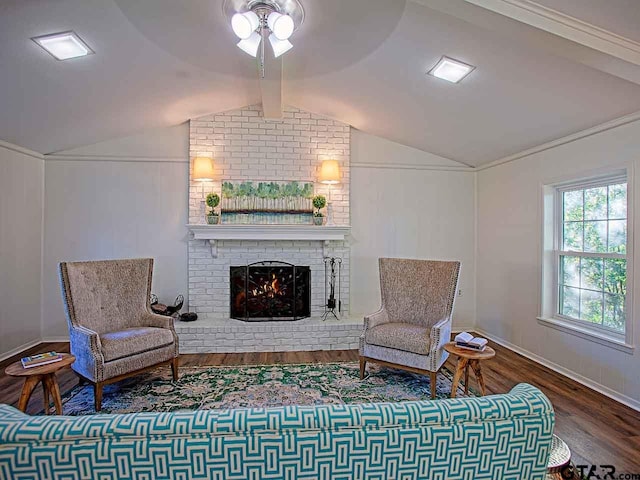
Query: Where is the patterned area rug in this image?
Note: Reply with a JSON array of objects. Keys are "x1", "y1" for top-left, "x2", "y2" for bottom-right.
[{"x1": 59, "y1": 362, "x2": 476, "y2": 415}]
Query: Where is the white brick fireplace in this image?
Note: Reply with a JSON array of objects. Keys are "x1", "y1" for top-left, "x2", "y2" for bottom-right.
[{"x1": 178, "y1": 105, "x2": 361, "y2": 353}]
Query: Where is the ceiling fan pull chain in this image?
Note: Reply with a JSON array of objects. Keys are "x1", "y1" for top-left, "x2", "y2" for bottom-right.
[{"x1": 260, "y1": 15, "x2": 266, "y2": 78}]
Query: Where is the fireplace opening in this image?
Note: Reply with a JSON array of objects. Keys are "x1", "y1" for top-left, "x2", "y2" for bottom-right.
[{"x1": 230, "y1": 262, "x2": 311, "y2": 321}]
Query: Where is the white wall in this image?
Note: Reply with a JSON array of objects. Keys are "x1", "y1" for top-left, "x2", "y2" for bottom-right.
[
  {"x1": 351, "y1": 130, "x2": 467, "y2": 169},
  {"x1": 0, "y1": 142, "x2": 44, "y2": 358},
  {"x1": 41, "y1": 125, "x2": 189, "y2": 339},
  {"x1": 14, "y1": 103, "x2": 640, "y2": 409},
  {"x1": 40, "y1": 126, "x2": 476, "y2": 338},
  {"x1": 350, "y1": 130, "x2": 476, "y2": 328},
  {"x1": 477, "y1": 119, "x2": 640, "y2": 409}
]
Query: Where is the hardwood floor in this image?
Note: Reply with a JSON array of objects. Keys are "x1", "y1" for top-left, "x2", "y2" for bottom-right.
[{"x1": 1, "y1": 341, "x2": 638, "y2": 473}]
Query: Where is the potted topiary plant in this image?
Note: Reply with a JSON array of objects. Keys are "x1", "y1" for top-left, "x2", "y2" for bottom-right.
[
  {"x1": 206, "y1": 193, "x2": 220, "y2": 225},
  {"x1": 312, "y1": 195, "x2": 326, "y2": 225}
]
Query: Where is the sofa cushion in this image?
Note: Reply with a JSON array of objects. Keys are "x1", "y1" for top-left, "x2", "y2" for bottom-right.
[
  {"x1": 101, "y1": 327, "x2": 174, "y2": 362},
  {"x1": 365, "y1": 322, "x2": 430, "y2": 356}
]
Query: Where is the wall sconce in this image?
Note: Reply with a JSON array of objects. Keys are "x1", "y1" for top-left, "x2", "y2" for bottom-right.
[
  {"x1": 319, "y1": 160, "x2": 340, "y2": 226},
  {"x1": 319, "y1": 160, "x2": 340, "y2": 185},
  {"x1": 192, "y1": 157, "x2": 215, "y2": 181}
]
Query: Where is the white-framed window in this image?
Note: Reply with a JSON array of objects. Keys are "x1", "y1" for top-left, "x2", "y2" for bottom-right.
[{"x1": 539, "y1": 169, "x2": 634, "y2": 352}]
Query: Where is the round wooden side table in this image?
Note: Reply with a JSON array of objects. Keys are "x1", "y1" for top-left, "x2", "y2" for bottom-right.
[
  {"x1": 5, "y1": 353, "x2": 75, "y2": 415},
  {"x1": 444, "y1": 342, "x2": 495, "y2": 397}
]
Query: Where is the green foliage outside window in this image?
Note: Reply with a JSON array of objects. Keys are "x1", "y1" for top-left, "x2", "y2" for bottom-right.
[{"x1": 559, "y1": 182, "x2": 627, "y2": 333}]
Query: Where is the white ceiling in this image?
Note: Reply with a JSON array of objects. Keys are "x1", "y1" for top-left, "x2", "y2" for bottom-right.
[{"x1": 0, "y1": 0, "x2": 639, "y2": 166}]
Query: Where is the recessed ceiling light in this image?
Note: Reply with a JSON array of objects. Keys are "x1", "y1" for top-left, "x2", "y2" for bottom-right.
[
  {"x1": 428, "y1": 56, "x2": 475, "y2": 83},
  {"x1": 32, "y1": 31, "x2": 93, "y2": 61}
]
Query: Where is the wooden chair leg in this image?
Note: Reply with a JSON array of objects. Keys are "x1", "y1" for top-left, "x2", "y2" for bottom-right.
[
  {"x1": 359, "y1": 357, "x2": 367, "y2": 380},
  {"x1": 429, "y1": 371, "x2": 437, "y2": 399},
  {"x1": 94, "y1": 383, "x2": 103, "y2": 412},
  {"x1": 171, "y1": 357, "x2": 179, "y2": 381}
]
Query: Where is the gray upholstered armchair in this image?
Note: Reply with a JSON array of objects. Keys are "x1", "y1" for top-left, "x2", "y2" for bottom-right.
[
  {"x1": 59, "y1": 258, "x2": 179, "y2": 411},
  {"x1": 359, "y1": 258, "x2": 460, "y2": 398}
]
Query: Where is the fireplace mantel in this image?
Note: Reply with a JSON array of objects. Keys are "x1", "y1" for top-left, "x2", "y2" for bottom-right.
[{"x1": 188, "y1": 224, "x2": 351, "y2": 257}]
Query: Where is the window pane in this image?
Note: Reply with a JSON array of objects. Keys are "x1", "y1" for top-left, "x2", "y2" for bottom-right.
[
  {"x1": 604, "y1": 258, "x2": 626, "y2": 296},
  {"x1": 563, "y1": 222, "x2": 583, "y2": 251},
  {"x1": 556, "y1": 180, "x2": 627, "y2": 335},
  {"x1": 608, "y1": 183, "x2": 626, "y2": 219},
  {"x1": 560, "y1": 286, "x2": 580, "y2": 319},
  {"x1": 608, "y1": 220, "x2": 626, "y2": 254},
  {"x1": 584, "y1": 186, "x2": 608, "y2": 220},
  {"x1": 563, "y1": 190, "x2": 583, "y2": 221},
  {"x1": 560, "y1": 256, "x2": 580, "y2": 287},
  {"x1": 604, "y1": 294, "x2": 625, "y2": 332},
  {"x1": 581, "y1": 258, "x2": 603, "y2": 291},
  {"x1": 584, "y1": 221, "x2": 607, "y2": 253},
  {"x1": 580, "y1": 289, "x2": 603, "y2": 325}
]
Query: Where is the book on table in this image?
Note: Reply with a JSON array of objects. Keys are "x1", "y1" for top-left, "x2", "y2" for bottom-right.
[
  {"x1": 454, "y1": 332, "x2": 488, "y2": 352},
  {"x1": 21, "y1": 352, "x2": 63, "y2": 369}
]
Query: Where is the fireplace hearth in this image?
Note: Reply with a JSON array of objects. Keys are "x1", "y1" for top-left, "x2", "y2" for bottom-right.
[{"x1": 230, "y1": 262, "x2": 311, "y2": 321}]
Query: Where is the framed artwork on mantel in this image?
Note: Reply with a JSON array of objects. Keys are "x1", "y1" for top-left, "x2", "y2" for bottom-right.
[{"x1": 220, "y1": 180, "x2": 316, "y2": 225}]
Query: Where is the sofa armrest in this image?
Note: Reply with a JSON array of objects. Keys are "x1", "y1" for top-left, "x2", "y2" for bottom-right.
[
  {"x1": 141, "y1": 312, "x2": 176, "y2": 330},
  {"x1": 364, "y1": 308, "x2": 390, "y2": 331},
  {"x1": 69, "y1": 324, "x2": 104, "y2": 381}
]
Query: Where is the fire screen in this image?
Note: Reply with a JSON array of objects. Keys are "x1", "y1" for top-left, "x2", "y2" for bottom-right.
[{"x1": 230, "y1": 262, "x2": 311, "y2": 321}]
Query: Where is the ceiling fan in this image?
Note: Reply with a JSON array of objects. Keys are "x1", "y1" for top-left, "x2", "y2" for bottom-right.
[{"x1": 223, "y1": 0, "x2": 304, "y2": 77}]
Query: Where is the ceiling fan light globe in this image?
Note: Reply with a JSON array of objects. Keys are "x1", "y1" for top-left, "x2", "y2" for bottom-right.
[
  {"x1": 231, "y1": 11, "x2": 259, "y2": 39},
  {"x1": 271, "y1": 13, "x2": 294, "y2": 40},
  {"x1": 267, "y1": 12, "x2": 281, "y2": 32},
  {"x1": 269, "y1": 34, "x2": 293, "y2": 57},
  {"x1": 237, "y1": 31, "x2": 262, "y2": 57}
]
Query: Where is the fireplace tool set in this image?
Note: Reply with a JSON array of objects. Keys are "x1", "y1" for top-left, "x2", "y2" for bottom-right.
[{"x1": 322, "y1": 256, "x2": 342, "y2": 321}]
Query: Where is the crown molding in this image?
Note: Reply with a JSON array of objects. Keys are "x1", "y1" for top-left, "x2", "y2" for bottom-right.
[
  {"x1": 465, "y1": 0, "x2": 640, "y2": 66},
  {"x1": 44, "y1": 154, "x2": 187, "y2": 163},
  {"x1": 351, "y1": 162, "x2": 475, "y2": 172},
  {"x1": 477, "y1": 110, "x2": 640, "y2": 171},
  {"x1": 0, "y1": 140, "x2": 44, "y2": 160}
]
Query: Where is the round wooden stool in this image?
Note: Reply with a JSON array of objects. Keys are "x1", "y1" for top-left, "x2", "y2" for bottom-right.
[
  {"x1": 5, "y1": 353, "x2": 75, "y2": 415},
  {"x1": 444, "y1": 342, "x2": 495, "y2": 397}
]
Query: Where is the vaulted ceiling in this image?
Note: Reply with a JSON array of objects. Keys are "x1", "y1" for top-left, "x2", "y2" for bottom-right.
[{"x1": 1, "y1": 0, "x2": 639, "y2": 166}]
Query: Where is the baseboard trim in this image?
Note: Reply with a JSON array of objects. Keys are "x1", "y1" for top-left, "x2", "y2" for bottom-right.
[
  {"x1": 474, "y1": 327, "x2": 640, "y2": 413},
  {"x1": 41, "y1": 336, "x2": 70, "y2": 343},
  {"x1": 0, "y1": 338, "x2": 42, "y2": 362},
  {"x1": 451, "y1": 326, "x2": 477, "y2": 334}
]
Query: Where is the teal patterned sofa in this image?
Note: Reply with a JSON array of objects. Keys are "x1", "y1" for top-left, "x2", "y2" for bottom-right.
[{"x1": 0, "y1": 384, "x2": 554, "y2": 480}]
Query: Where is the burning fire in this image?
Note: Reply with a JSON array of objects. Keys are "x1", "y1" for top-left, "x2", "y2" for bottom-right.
[{"x1": 252, "y1": 273, "x2": 282, "y2": 298}]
